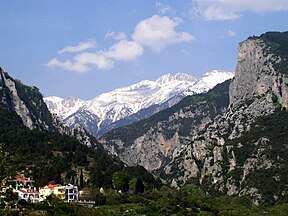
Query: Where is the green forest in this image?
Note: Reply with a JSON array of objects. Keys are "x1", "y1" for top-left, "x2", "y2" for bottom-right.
[
  {"x1": 1, "y1": 90, "x2": 288, "y2": 215},
  {"x1": 0, "y1": 99, "x2": 160, "y2": 189},
  {"x1": 2, "y1": 182, "x2": 288, "y2": 215}
]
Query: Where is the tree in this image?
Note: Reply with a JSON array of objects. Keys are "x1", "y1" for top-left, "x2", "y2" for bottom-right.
[
  {"x1": 112, "y1": 172, "x2": 130, "y2": 192},
  {"x1": 80, "y1": 169, "x2": 84, "y2": 188},
  {"x1": 66, "y1": 169, "x2": 76, "y2": 184},
  {"x1": 90, "y1": 165, "x2": 104, "y2": 188},
  {"x1": 0, "y1": 143, "x2": 7, "y2": 181},
  {"x1": 4, "y1": 188, "x2": 18, "y2": 202},
  {"x1": 135, "y1": 178, "x2": 144, "y2": 194},
  {"x1": 129, "y1": 177, "x2": 144, "y2": 194}
]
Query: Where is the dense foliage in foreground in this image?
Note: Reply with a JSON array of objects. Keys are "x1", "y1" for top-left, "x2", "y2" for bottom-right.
[{"x1": 2, "y1": 184, "x2": 288, "y2": 216}]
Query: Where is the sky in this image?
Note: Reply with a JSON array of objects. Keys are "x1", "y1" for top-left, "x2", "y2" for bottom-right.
[{"x1": 0, "y1": 0, "x2": 288, "y2": 100}]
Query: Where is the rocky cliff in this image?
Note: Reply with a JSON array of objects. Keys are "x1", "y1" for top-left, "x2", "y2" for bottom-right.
[
  {"x1": 0, "y1": 69, "x2": 54, "y2": 130},
  {"x1": 0, "y1": 68, "x2": 97, "y2": 148},
  {"x1": 230, "y1": 36, "x2": 288, "y2": 109},
  {"x1": 99, "y1": 31, "x2": 288, "y2": 203},
  {"x1": 0, "y1": 69, "x2": 159, "y2": 189},
  {"x1": 99, "y1": 80, "x2": 230, "y2": 171}
]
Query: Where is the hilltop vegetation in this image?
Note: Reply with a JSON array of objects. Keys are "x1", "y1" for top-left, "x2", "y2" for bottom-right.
[{"x1": 0, "y1": 100, "x2": 160, "y2": 190}]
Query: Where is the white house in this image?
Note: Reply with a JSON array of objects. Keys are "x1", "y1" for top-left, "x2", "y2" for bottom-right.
[
  {"x1": 5, "y1": 177, "x2": 35, "y2": 190},
  {"x1": 17, "y1": 189, "x2": 41, "y2": 203},
  {"x1": 65, "y1": 183, "x2": 78, "y2": 202}
]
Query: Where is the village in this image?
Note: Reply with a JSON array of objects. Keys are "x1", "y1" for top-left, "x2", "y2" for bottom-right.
[{"x1": 0, "y1": 176, "x2": 97, "y2": 209}]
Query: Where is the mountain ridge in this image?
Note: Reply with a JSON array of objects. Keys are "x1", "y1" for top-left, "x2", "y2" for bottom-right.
[
  {"x1": 44, "y1": 70, "x2": 234, "y2": 137},
  {"x1": 98, "y1": 31, "x2": 288, "y2": 203},
  {"x1": 0, "y1": 67, "x2": 160, "y2": 190},
  {"x1": 0, "y1": 69, "x2": 54, "y2": 131}
]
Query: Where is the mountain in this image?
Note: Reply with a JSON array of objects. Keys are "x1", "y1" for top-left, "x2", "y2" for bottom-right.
[
  {"x1": 99, "y1": 79, "x2": 231, "y2": 174},
  {"x1": 44, "y1": 70, "x2": 234, "y2": 137},
  {"x1": 99, "y1": 31, "x2": 288, "y2": 203},
  {"x1": 0, "y1": 69, "x2": 54, "y2": 130},
  {"x1": 0, "y1": 68, "x2": 98, "y2": 148},
  {"x1": 0, "y1": 67, "x2": 159, "y2": 189}
]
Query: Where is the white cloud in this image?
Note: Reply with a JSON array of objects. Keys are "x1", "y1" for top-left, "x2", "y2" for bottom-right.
[
  {"x1": 48, "y1": 15, "x2": 193, "y2": 72},
  {"x1": 105, "y1": 31, "x2": 127, "y2": 40},
  {"x1": 46, "y1": 58, "x2": 90, "y2": 73},
  {"x1": 132, "y1": 15, "x2": 194, "y2": 51},
  {"x1": 47, "y1": 40, "x2": 142, "y2": 73},
  {"x1": 192, "y1": 0, "x2": 288, "y2": 20},
  {"x1": 228, "y1": 30, "x2": 236, "y2": 37},
  {"x1": 57, "y1": 40, "x2": 96, "y2": 54},
  {"x1": 216, "y1": 0, "x2": 288, "y2": 12},
  {"x1": 156, "y1": 1, "x2": 176, "y2": 15},
  {"x1": 105, "y1": 40, "x2": 143, "y2": 61},
  {"x1": 202, "y1": 6, "x2": 239, "y2": 21}
]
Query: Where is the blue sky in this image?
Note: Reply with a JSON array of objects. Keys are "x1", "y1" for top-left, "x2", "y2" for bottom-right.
[{"x1": 1, "y1": 0, "x2": 288, "y2": 99}]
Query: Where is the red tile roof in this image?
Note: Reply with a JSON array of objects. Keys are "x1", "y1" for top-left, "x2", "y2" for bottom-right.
[{"x1": 19, "y1": 189, "x2": 39, "y2": 194}]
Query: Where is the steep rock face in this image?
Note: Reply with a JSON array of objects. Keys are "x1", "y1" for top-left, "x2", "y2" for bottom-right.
[
  {"x1": 159, "y1": 33, "x2": 288, "y2": 203},
  {"x1": 0, "y1": 68, "x2": 98, "y2": 148},
  {"x1": 162, "y1": 34, "x2": 288, "y2": 198},
  {"x1": 99, "y1": 80, "x2": 231, "y2": 174},
  {"x1": 230, "y1": 38, "x2": 288, "y2": 109},
  {"x1": 0, "y1": 68, "x2": 54, "y2": 130},
  {"x1": 52, "y1": 114, "x2": 97, "y2": 148},
  {"x1": 45, "y1": 71, "x2": 234, "y2": 137},
  {"x1": 99, "y1": 32, "x2": 288, "y2": 203}
]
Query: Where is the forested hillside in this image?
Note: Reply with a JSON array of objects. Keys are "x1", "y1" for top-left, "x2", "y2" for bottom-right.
[{"x1": 0, "y1": 69, "x2": 160, "y2": 190}]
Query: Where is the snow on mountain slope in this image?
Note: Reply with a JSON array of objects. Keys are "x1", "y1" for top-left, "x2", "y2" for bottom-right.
[
  {"x1": 44, "y1": 96, "x2": 85, "y2": 119},
  {"x1": 44, "y1": 70, "x2": 234, "y2": 137}
]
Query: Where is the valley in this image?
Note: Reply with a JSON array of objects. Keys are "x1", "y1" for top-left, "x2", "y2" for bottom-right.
[{"x1": 1, "y1": 31, "x2": 288, "y2": 215}]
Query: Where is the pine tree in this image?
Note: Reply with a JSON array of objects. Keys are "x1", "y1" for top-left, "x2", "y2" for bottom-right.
[
  {"x1": 0, "y1": 143, "x2": 6, "y2": 182},
  {"x1": 80, "y1": 169, "x2": 84, "y2": 188}
]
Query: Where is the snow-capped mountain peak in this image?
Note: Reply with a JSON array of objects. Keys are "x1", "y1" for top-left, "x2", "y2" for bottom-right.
[
  {"x1": 45, "y1": 96, "x2": 64, "y2": 103},
  {"x1": 156, "y1": 72, "x2": 197, "y2": 84},
  {"x1": 44, "y1": 96, "x2": 85, "y2": 119},
  {"x1": 44, "y1": 70, "x2": 234, "y2": 137},
  {"x1": 155, "y1": 73, "x2": 174, "y2": 84},
  {"x1": 199, "y1": 70, "x2": 234, "y2": 89},
  {"x1": 174, "y1": 72, "x2": 197, "y2": 82}
]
